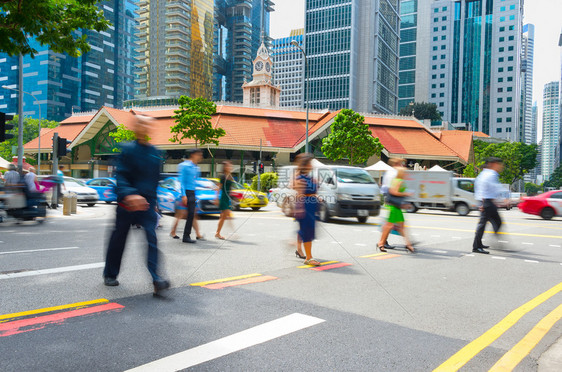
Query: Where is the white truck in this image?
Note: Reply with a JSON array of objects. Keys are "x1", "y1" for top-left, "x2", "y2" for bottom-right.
[{"x1": 402, "y1": 171, "x2": 478, "y2": 215}]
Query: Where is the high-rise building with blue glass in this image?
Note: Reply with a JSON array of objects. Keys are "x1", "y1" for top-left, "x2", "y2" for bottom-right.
[
  {"x1": 541, "y1": 81, "x2": 559, "y2": 181},
  {"x1": 397, "y1": 0, "x2": 431, "y2": 112},
  {"x1": 272, "y1": 29, "x2": 304, "y2": 108},
  {"x1": 213, "y1": 0, "x2": 274, "y2": 103},
  {"x1": 0, "y1": 0, "x2": 138, "y2": 122},
  {"x1": 521, "y1": 24, "x2": 535, "y2": 145},
  {"x1": 305, "y1": 0, "x2": 400, "y2": 113},
  {"x1": 428, "y1": 0, "x2": 523, "y2": 139}
]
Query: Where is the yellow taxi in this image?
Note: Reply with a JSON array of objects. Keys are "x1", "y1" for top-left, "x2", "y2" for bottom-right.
[{"x1": 206, "y1": 178, "x2": 269, "y2": 211}]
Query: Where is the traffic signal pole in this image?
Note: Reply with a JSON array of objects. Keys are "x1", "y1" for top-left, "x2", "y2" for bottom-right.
[
  {"x1": 52, "y1": 132, "x2": 59, "y2": 208},
  {"x1": 258, "y1": 139, "x2": 262, "y2": 192},
  {"x1": 16, "y1": 53, "x2": 23, "y2": 173}
]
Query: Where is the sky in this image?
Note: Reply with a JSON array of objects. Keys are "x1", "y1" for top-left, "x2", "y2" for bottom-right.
[{"x1": 270, "y1": 0, "x2": 562, "y2": 138}]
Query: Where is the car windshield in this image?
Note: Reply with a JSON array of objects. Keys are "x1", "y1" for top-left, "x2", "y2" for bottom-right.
[
  {"x1": 64, "y1": 178, "x2": 86, "y2": 187},
  {"x1": 335, "y1": 168, "x2": 375, "y2": 184}
]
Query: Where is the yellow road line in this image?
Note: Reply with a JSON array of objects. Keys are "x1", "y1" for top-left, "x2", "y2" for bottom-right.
[
  {"x1": 360, "y1": 253, "x2": 388, "y2": 258},
  {"x1": 433, "y1": 282, "x2": 562, "y2": 372},
  {"x1": 0, "y1": 298, "x2": 109, "y2": 322},
  {"x1": 190, "y1": 273, "x2": 262, "y2": 287},
  {"x1": 405, "y1": 225, "x2": 562, "y2": 239},
  {"x1": 297, "y1": 260, "x2": 339, "y2": 269},
  {"x1": 489, "y1": 303, "x2": 562, "y2": 372}
]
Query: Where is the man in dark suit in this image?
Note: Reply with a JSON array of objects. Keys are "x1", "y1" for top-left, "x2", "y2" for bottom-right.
[{"x1": 103, "y1": 115, "x2": 170, "y2": 296}]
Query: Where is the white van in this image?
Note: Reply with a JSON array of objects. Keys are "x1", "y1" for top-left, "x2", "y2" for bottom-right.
[{"x1": 274, "y1": 165, "x2": 381, "y2": 223}]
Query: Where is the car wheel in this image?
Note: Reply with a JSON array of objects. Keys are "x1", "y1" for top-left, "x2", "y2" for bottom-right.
[
  {"x1": 105, "y1": 201, "x2": 112, "y2": 204},
  {"x1": 455, "y1": 202, "x2": 469, "y2": 216},
  {"x1": 251, "y1": 207, "x2": 261, "y2": 211},
  {"x1": 405, "y1": 204, "x2": 418, "y2": 213},
  {"x1": 87, "y1": 203, "x2": 96, "y2": 207},
  {"x1": 319, "y1": 203, "x2": 330, "y2": 222},
  {"x1": 357, "y1": 216, "x2": 368, "y2": 223},
  {"x1": 232, "y1": 203, "x2": 241, "y2": 211},
  {"x1": 540, "y1": 207, "x2": 555, "y2": 220}
]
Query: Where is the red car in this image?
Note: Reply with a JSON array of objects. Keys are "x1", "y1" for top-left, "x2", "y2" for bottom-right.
[{"x1": 518, "y1": 190, "x2": 562, "y2": 220}]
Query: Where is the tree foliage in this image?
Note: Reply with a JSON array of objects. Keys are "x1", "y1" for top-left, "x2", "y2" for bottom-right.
[
  {"x1": 251, "y1": 172, "x2": 278, "y2": 192},
  {"x1": 524, "y1": 182, "x2": 542, "y2": 196},
  {"x1": 399, "y1": 102, "x2": 442, "y2": 121},
  {"x1": 108, "y1": 124, "x2": 140, "y2": 152},
  {"x1": 462, "y1": 140, "x2": 539, "y2": 185},
  {"x1": 170, "y1": 96, "x2": 226, "y2": 148},
  {"x1": 0, "y1": 0, "x2": 110, "y2": 57},
  {"x1": 544, "y1": 165, "x2": 562, "y2": 189},
  {"x1": 321, "y1": 109, "x2": 383, "y2": 165},
  {"x1": 0, "y1": 116, "x2": 59, "y2": 164}
]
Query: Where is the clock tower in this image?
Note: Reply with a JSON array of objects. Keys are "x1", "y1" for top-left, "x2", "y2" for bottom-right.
[{"x1": 242, "y1": 42, "x2": 281, "y2": 108}]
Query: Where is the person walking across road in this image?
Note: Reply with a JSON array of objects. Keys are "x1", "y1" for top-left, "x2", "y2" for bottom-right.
[
  {"x1": 3, "y1": 164, "x2": 20, "y2": 186},
  {"x1": 215, "y1": 161, "x2": 235, "y2": 240},
  {"x1": 377, "y1": 167, "x2": 415, "y2": 253},
  {"x1": 103, "y1": 115, "x2": 170, "y2": 296},
  {"x1": 380, "y1": 158, "x2": 405, "y2": 249},
  {"x1": 472, "y1": 157, "x2": 505, "y2": 254},
  {"x1": 179, "y1": 149, "x2": 203, "y2": 243},
  {"x1": 293, "y1": 153, "x2": 320, "y2": 266}
]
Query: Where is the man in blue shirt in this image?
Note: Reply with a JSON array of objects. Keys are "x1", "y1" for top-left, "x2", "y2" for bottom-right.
[
  {"x1": 103, "y1": 115, "x2": 170, "y2": 296},
  {"x1": 179, "y1": 148, "x2": 203, "y2": 243},
  {"x1": 472, "y1": 157, "x2": 505, "y2": 254}
]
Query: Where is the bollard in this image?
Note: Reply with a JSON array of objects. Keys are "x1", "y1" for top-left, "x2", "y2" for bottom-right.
[
  {"x1": 70, "y1": 192, "x2": 77, "y2": 214},
  {"x1": 62, "y1": 194, "x2": 71, "y2": 216}
]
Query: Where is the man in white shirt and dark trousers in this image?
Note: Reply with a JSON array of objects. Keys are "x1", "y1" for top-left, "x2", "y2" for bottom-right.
[{"x1": 472, "y1": 157, "x2": 504, "y2": 254}]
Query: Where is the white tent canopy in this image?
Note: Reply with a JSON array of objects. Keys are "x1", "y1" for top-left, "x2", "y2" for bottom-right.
[
  {"x1": 311, "y1": 158, "x2": 325, "y2": 168},
  {"x1": 0, "y1": 156, "x2": 12, "y2": 170},
  {"x1": 429, "y1": 164, "x2": 447, "y2": 172},
  {"x1": 364, "y1": 161, "x2": 393, "y2": 172}
]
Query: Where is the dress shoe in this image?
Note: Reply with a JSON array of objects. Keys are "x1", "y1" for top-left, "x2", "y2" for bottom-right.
[
  {"x1": 472, "y1": 247, "x2": 489, "y2": 254},
  {"x1": 480, "y1": 244, "x2": 490, "y2": 249},
  {"x1": 384, "y1": 243, "x2": 395, "y2": 249},
  {"x1": 153, "y1": 280, "x2": 170, "y2": 297},
  {"x1": 104, "y1": 277, "x2": 119, "y2": 286},
  {"x1": 182, "y1": 238, "x2": 196, "y2": 243}
]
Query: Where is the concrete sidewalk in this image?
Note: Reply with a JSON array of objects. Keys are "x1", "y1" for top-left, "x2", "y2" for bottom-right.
[{"x1": 539, "y1": 336, "x2": 562, "y2": 371}]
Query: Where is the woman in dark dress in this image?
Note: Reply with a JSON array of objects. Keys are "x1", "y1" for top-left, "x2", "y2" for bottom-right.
[
  {"x1": 215, "y1": 161, "x2": 235, "y2": 240},
  {"x1": 293, "y1": 153, "x2": 319, "y2": 266}
]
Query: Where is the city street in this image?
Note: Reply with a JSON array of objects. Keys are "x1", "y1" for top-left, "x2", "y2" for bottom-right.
[{"x1": 1, "y1": 204, "x2": 561, "y2": 371}]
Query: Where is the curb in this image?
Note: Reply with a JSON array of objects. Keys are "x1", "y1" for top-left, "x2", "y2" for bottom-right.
[{"x1": 539, "y1": 335, "x2": 562, "y2": 372}]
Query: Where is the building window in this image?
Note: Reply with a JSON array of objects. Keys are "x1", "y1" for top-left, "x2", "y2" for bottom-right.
[
  {"x1": 506, "y1": 97, "x2": 512, "y2": 102},
  {"x1": 432, "y1": 84, "x2": 437, "y2": 89},
  {"x1": 433, "y1": 56, "x2": 438, "y2": 60},
  {"x1": 498, "y1": 67, "x2": 504, "y2": 72},
  {"x1": 434, "y1": 17, "x2": 439, "y2": 22},
  {"x1": 432, "y1": 93, "x2": 437, "y2": 98},
  {"x1": 499, "y1": 47, "x2": 504, "y2": 52},
  {"x1": 439, "y1": 102, "x2": 444, "y2": 107},
  {"x1": 507, "y1": 127, "x2": 512, "y2": 132},
  {"x1": 439, "y1": 92, "x2": 444, "y2": 97},
  {"x1": 441, "y1": 35, "x2": 446, "y2": 40},
  {"x1": 499, "y1": 37, "x2": 505, "y2": 42},
  {"x1": 441, "y1": 54, "x2": 446, "y2": 59},
  {"x1": 509, "y1": 15, "x2": 515, "y2": 20},
  {"x1": 507, "y1": 77, "x2": 513, "y2": 82},
  {"x1": 440, "y1": 83, "x2": 445, "y2": 88},
  {"x1": 506, "y1": 107, "x2": 512, "y2": 112},
  {"x1": 507, "y1": 87, "x2": 512, "y2": 92},
  {"x1": 434, "y1": 8, "x2": 439, "y2": 13},
  {"x1": 499, "y1": 57, "x2": 504, "y2": 62},
  {"x1": 497, "y1": 128, "x2": 502, "y2": 133},
  {"x1": 432, "y1": 74, "x2": 437, "y2": 79},
  {"x1": 508, "y1": 46, "x2": 514, "y2": 51},
  {"x1": 440, "y1": 64, "x2": 445, "y2": 69},
  {"x1": 498, "y1": 78, "x2": 504, "y2": 82},
  {"x1": 433, "y1": 46, "x2": 438, "y2": 51},
  {"x1": 500, "y1": 16, "x2": 505, "y2": 22},
  {"x1": 441, "y1": 26, "x2": 446, "y2": 31},
  {"x1": 509, "y1": 25, "x2": 514, "y2": 30},
  {"x1": 510, "y1": 4, "x2": 516, "y2": 10},
  {"x1": 508, "y1": 56, "x2": 514, "y2": 61},
  {"x1": 433, "y1": 27, "x2": 439, "y2": 32},
  {"x1": 500, "y1": 6, "x2": 506, "y2": 11},
  {"x1": 497, "y1": 108, "x2": 503, "y2": 113},
  {"x1": 506, "y1": 117, "x2": 512, "y2": 122},
  {"x1": 441, "y1": 45, "x2": 446, "y2": 50},
  {"x1": 498, "y1": 88, "x2": 503, "y2": 92},
  {"x1": 433, "y1": 36, "x2": 438, "y2": 41},
  {"x1": 508, "y1": 35, "x2": 514, "y2": 41},
  {"x1": 442, "y1": 16, "x2": 447, "y2": 21},
  {"x1": 500, "y1": 27, "x2": 505, "y2": 32},
  {"x1": 432, "y1": 65, "x2": 437, "y2": 70},
  {"x1": 498, "y1": 98, "x2": 503, "y2": 103},
  {"x1": 497, "y1": 118, "x2": 503, "y2": 123},
  {"x1": 440, "y1": 73, "x2": 445, "y2": 78},
  {"x1": 442, "y1": 6, "x2": 447, "y2": 11},
  {"x1": 507, "y1": 66, "x2": 513, "y2": 71}
]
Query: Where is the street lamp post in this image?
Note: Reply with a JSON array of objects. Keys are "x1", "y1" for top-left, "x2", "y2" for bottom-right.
[
  {"x1": 291, "y1": 40, "x2": 309, "y2": 154},
  {"x1": 2, "y1": 85, "x2": 42, "y2": 172}
]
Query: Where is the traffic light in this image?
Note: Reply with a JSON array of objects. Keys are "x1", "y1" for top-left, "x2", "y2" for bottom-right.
[
  {"x1": 252, "y1": 161, "x2": 257, "y2": 173},
  {"x1": 259, "y1": 162, "x2": 265, "y2": 174},
  {"x1": 56, "y1": 137, "x2": 71, "y2": 157},
  {"x1": 0, "y1": 112, "x2": 14, "y2": 142}
]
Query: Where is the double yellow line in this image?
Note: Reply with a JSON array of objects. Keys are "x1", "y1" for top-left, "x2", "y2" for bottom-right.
[{"x1": 434, "y1": 282, "x2": 562, "y2": 371}]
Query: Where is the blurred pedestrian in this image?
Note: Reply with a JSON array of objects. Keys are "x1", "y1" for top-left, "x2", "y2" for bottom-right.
[
  {"x1": 293, "y1": 153, "x2": 320, "y2": 265},
  {"x1": 103, "y1": 115, "x2": 170, "y2": 296},
  {"x1": 23, "y1": 167, "x2": 37, "y2": 192},
  {"x1": 380, "y1": 158, "x2": 405, "y2": 249},
  {"x1": 472, "y1": 157, "x2": 505, "y2": 254},
  {"x1": 377, "y1": 167, "x2": 415, "y2": 253},
  {"x1": 3, "y1": 164, "x2": 20, "y2": 186},
  {"x1": 179, "y1": 149, "x2": 204, "y2": 243},
  {"x1": 215, "y1": 161, "x2": 235, "y2": 239}
]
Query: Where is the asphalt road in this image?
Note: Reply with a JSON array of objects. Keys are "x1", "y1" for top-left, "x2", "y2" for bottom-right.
[{"x1": 1, "y1": 203, "x2": 561, "y2": 371}]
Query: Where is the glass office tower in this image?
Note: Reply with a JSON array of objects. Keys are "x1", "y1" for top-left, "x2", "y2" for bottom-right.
[
  {"x1": 0, "y1": 0, "x2": 138, "y2": 121},
  {"x1": 213, "y1": 0, "x2": 274, "y2": 103},
  {"x1": 428, "y1": 0, "x2": 523, "y2": 139},
  {"x1": 521, "y1": 24, "x2": 535, "y2": 145},
  {"x1": 272, "y1": 29, "x2": 304, "y2": 108},
  {"x1": 136, "y1": 0, "x2": 214, "y2": 99},
  {"x1": 305, "y1": 0, "x2": 400, "y2": 113},
  {"x1": 541, "y1": 82, "x2": 560, "y2": 181}
]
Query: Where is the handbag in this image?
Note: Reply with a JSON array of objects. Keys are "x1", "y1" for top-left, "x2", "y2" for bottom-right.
[{"x1": 386, "y1": 193, "x2": 404, "y2": 207}]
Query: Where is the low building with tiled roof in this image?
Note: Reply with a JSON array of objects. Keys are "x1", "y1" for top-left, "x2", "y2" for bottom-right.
[{"x1": 24, "y1": 104, "x2": 472, "y2": 178}]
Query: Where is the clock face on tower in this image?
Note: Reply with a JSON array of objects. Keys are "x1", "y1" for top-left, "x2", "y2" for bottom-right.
[
  {"x1": 265, "y1": 62, "x2": 271, "y2": 72},
  {"x1": 255, "y1": 61, "x2": 264, "y2": 71}
]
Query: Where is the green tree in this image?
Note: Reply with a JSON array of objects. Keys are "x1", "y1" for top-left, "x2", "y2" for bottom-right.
[
  {"x1": 250, "y1": 172, "x2": 278, "y2": 192},
  {"x1": 0, "y1": 116, "x2": 59, "y2": 164},
  {"x1": 108, "y1": 124, "x2": 144, "y2": 152},
  {"x1": 0, "y1": 0, "x2": 110, "y2": 57},
  {"x1": 463, "y1": 140, "x2": 538, "y2": 185},
  {"x1": 170, "y1": 96, "x2": 226, "y2": 148},
  {"x1": 399, "y1": 102, "x2": 442, "y2": 121},
  {"x1": 524, "y1": 182, "x2": 542, "y2": 196},
  {"x1": 544, "y1": 165, "x2": 562, "y2": 189},
  {"x1": 321, "y1": 109, "x2": 383, "y2": 165}
]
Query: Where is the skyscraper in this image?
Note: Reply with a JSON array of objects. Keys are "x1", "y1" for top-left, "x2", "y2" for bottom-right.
[
  {"x1": 135, "y1": 0, "x2": 215, "y2": 99},
  {"x1": 397, "y1": 0, "x2": 432, "y2": 111},
  {"x1": 272, "y1": 29, "x2": 304, "y2": 108},
  {"x1": 0, "y1": 0, "x2": 138, "y2": 121},
  {"x1": 525, "y1": 103, "x2": 539, "y2": 183},
  {"x1": 521, "y1": 24, "x2": 535, "y2": 145},
  {"x1": 305, "y1": 0, "x2": 400, "y2": 113},
  {"x1": 213, "y1": 0, "x2": 274, "y2": 103},
  {"x1": 541, "y1": 81, "x2": 560, "y2": 181},
  {"x1": 427, "y1": 0, "x2": 523, "y2": 139}
]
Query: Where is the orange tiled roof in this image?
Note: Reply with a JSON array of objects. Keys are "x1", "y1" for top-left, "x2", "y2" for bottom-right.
[
  {"x1": 24, "y1": 123, "x2": 88, "y2": 151},
  {"x1": 434, "y1": 130, "x2": 474, "y2": 162},
  {"x1": 473, "y1": 131, "x2": 490, "y2": 138},
  {"x1": 60, "y1": 114, "x2": 95, "y2": 125}
]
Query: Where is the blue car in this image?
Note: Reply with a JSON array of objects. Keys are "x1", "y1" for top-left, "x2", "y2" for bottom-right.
[
  {"x1": 86, "y1": 177, "x2": 117, "y2": 204},
  {"x1": 157, "y1": 177, "x2": 219, "y2": 214}
]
